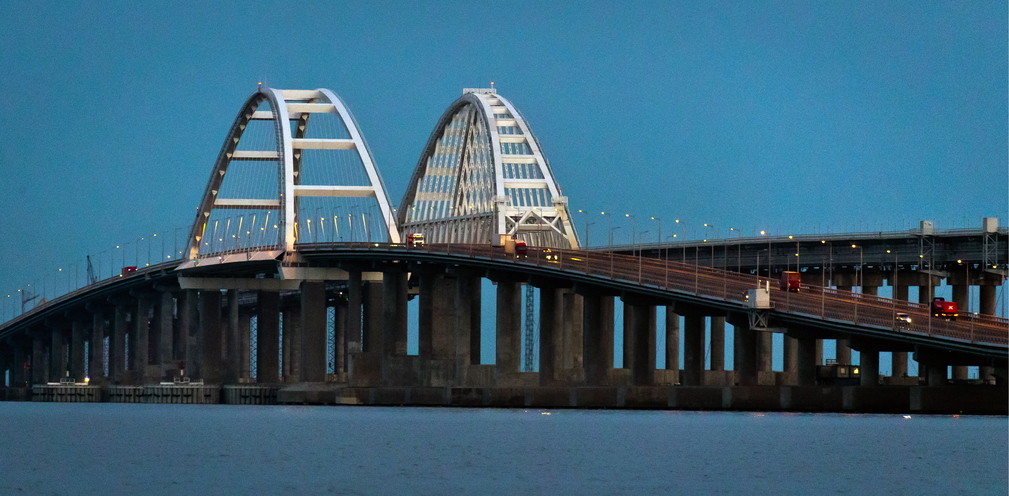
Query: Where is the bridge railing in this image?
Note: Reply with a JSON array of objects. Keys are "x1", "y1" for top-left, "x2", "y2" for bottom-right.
[{"x1": 379, "y1": 242, "x2": 1007, "y2": 347}]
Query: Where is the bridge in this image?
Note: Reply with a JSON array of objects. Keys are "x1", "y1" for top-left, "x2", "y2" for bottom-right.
[{"x1": 1, "y1": 86, "x2": 1006, "y2": 413}]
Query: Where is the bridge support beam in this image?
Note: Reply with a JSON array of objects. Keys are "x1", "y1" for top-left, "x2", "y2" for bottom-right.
[
  {"x1": 623, "y1": 302, "x2": 655, "y2": 386},
  {"x1": 156, "y1": 291, "x2": 175, "y2": 381},
  {"x1": 70, "y1": 319, "x2": 86, "y2": 382},
  {"x1": 256, "y1": 291, "x2": 280, "y2": 383},
  {"x1": 682, "y1": 314, "x2": 704, "y2": 386},
  {"x1": 281, "y1": 306, "x2": 300, "y2": 382},
  {"x1": 198, "y1": 290, "x2": 223, "y2": 384},
  {"x1": 730, "y1": 314, "x2": 757, "y2": 386},
  {"x1": 709, "y1": 316, "x2": 725, "y2": 371},
  {"x1": 111, "y1": 304, "x2": 128, "y2": 383},
  {"x1": 301, "y1": 282, "x2": 328, "y2": 382},
  {"x1": 383, "y1": 270, "x2": 409, "y2": 359},
  {"x1": 540, "y1": 288, "x2": 560, "y2": 385},
  {"x1": 665, "y1": 309, "x2": 680, "y2": 385},
  {"x1": 133, "y1": 295, "x2": 154, "y2": 384},
  {"x1": 796, "y1": 334, "x2": 817, "y2": 386},
  {"x1": 495, "y1": 281, "x2": 522, "y2": 377},
  {"x1": 32, "y1": 333, "x2": 46, "y2": 384},
  {"x1": 859, "y1": 347, "x2": 880, "y2": 386},
  {"x1": 50, "y1": 327, "x2": 68, "y2": 382},
  {"x1": 88, "y1": 307, "x2": 107, "y2": 383},
  {"x1": 582, "y1": 293, "x2": 614, "y2": 386},
  {"x1": 783, "y1": 335, "x2": 798, "y2": 382}
]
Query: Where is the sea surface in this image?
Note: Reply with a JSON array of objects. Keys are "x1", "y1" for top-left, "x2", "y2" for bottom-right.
[{"x1": 0, "y1": 403, "x2": 1005, "y2": 495}]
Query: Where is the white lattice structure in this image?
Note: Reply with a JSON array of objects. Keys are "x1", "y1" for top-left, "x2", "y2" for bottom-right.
[
  {"x1": 399, "y1": 88, "x2": 579, "y2": 248},
  {"x1": 186, "y1": 87, "x2": 400, "y2": 261}
]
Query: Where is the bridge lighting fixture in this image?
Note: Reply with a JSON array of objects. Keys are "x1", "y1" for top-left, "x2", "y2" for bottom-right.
[
  {"x1": 760, "y1": 230, "x2": 766, "y2": 235},
  {"x1": 821, "y1": 240, "x2": 826, "y2": 244}
]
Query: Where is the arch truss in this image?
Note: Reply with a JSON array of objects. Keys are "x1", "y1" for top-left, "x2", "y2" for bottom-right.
[
  {"x1": 399, "y1": 88, "x2": 579, "y2": 249},
  {"x1": 186, "y1": 87, "x2": 400, "y2": 262}
]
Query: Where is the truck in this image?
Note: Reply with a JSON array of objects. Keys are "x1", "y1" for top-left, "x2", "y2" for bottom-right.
[
  {"x1": 407, "y1": 233, "x2": 425, "y2": 247},
  {"x1": 779, "y1": 271, "x2": 801, "y2": 292},
  {"x1": 931, "y1": 297, "x2": 959, "y2": 320}
]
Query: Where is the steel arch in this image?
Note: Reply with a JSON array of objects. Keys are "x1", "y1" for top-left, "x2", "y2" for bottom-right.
[
  {"x1": 398, "y1": 88, "x2": 579, "y2": 248},
  {"x1": 186, "y1": 87, "x2": 400, "y2": 261}
]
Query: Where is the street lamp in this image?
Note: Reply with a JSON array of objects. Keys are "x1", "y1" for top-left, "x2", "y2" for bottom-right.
[
  {"x1": 600, "y1": 211, "x2": 613, "y2": 247},
  {"x1": 650, "y1": 216, "x2": 662, "y2": 243},
  {"x1": 609, "y1": 226, "x2": 621, "y2": 247},
  {"x1": 851, "y1": 244, "x2": 863, "y2": 290},
  {"x1": 577, "y1": 209, "x2": 594, "y2": 247},
  {"x1": 625, "y1": 213, "x2": 636, "y2": 246}
]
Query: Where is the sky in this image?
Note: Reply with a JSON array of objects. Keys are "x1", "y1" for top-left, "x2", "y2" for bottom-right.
[{"x1": 0, "y1": 1, "x2": 1006, "y2": 306}]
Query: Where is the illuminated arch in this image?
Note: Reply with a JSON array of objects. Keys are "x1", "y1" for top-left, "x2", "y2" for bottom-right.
[
  {"x1": 186, "y1": 87, "x2": 400, "y2": 261},
  {"x1": 398, "y1": 88, "x2": 578, "y2": 248}
]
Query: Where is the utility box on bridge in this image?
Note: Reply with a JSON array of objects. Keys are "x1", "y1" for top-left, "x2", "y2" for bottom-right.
[{"x1": 745, "y1": 287, "x2": 771, "y2": 309}]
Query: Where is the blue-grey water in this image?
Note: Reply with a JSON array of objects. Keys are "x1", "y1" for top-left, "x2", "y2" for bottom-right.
[{"x1": 1, "y1": 403, "x2": 1004, "y2": 495}]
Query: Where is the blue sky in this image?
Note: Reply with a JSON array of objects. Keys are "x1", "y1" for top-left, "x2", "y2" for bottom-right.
[{"x1": 0, "y1": 1, "x2": 1006, "y2": 305}]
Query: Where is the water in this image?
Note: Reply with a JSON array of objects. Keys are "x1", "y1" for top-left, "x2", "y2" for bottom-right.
[{"x1": 1, "y1": 403, "x2": 1004, "y2": 495}]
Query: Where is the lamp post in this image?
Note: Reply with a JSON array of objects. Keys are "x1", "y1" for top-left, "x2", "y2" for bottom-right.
[
  {"x1": 601, "y1": 212, "x2": 613, "y2": 247},
  {"x1": 703, "y1": 224, "x2": 715, "y2": 267},
  {"x1": 625, "y1": 213, "x2": 636, "y2": 247},
  {"x1": 650, "y1": 216, "x2": 662, "y2": 243},
  {"x1": 760, "y1": 230, "x2": 771, "y2": 277},
  {"x1": 609, "y1": 226, "x2": 621, "y2": 247},
  {"x1": 577, "y1": 210, "x2": 594, "y2": 247},
  {"x1": 674, "y1": 219, "x2": 686, "y2": 262},
  {"x1": 851, "y1": 244, "x2": 863, "y2": 290}
]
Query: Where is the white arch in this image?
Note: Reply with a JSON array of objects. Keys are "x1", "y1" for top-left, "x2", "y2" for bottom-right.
[
  {"x1": 186, "y1": 87, "x2": 400, "y2": 261},
  {"x1": 399, "y1": 88, "x2": 578, "y2": 248}
]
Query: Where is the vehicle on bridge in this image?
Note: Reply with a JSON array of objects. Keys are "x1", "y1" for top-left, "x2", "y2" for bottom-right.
[
  {"x1": 931, "y1": 297, "x2": 959, "y2": 321},
  {"x1": 407, "y1": 233, "x2": 425, "y2": 247},
  {"x1": 779, "y1": 271, "x2": 801, "y2": 292},
  {"x1": 120, "y1": 266, "x2": 137, "y2": 276}
]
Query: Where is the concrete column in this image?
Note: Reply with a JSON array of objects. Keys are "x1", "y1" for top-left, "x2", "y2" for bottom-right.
[
  {"x1": 362, "y1": 281, "x2": 383, "y2": 353},
  {"x1": 334, "y1": 298, "x2": 347, "y2": 376},
  {"x1": 50, "y1": 328, "x2": 68, "y2": 381},
  {"x1": 32, "y1": 334, "x2": 46, "y2": 384},
  {"x1": 239, "y1": 309, "x2": 251, "y2": 382},
  {"x1": 453, "y1": 273, "x2": 478, "y2": 366},
  {"x1": 345, "y1": 272, "x2": 362, "y2": 355},
  {"x1": 859, "y1": 347, "x2": 880, "y2": 386},
  {"x1": 70, "y1": 319, "x2": 86, "y2": 381},
  {"x1": 198, "y1": 290, "x2": 223, "y2": 383},
  {"x1": 892, "y1": 351, "x2": 908, "y2": 379},
  {"x1": 466, "y1": 275, "x2": 482, "y2": 365},
  {"x1": 89, "y1": 310, "x2": 106, "y2": 381},
  {"x1": 709, "y1": 316, "x2": 725, "y2": 371},
  {"x1": 301, "y1": 281, "x2": 328, "y2": 382},
  {"x1": 382, "y1": 270, "x2": 408, "y2": 357},
  {"x1": 223, "y1": 289, "x2": 241, "y2": 383},
  {"x1": 926, "y1": 364, "x2": 948, "y2": 386},
  {"x1": 665, "y1": 309, "x2": 680, "y2": 384},
  {"x1": 815, "y1": 339, "x2": 823, "y2": 367},
  {"x1": 835, "y1": 285, "x2": 853, "y2": 364},
  {"x1": 795, "y1": 334, "x2": 817, "y2": 386},
  {"x1": 156, "y1": 292, "x2": 174, "y2": 381},
  {"x1": 539, "y1": 287, "x2": 560, "y2": 385},
  {"x1": 495, "y1": 281, "x2": 521, "y2": 374},
  {"x1": 783, "y1": 335, "x2": 798, "y2": 374},
  {"x1": 134, "y1": 295, "x2": 155, "y2": 383},
  {"x1": 281, "y1": 307, "x2": 300, "y2": 382},
  {"x1": 979, "y1": 285, "x2": 997, "y2": 315},
  {"x1": 256, "y1": 291, "x2": 280, "y2": 383},
  {"x1": 582, "y1": 293, "x2": 614, "y2": 386},
  {"x1": 561, "y1": 290, "x2": 584, "y2": 378},
  {"x1": 625, "y1": 303, "x2": 656, "y2": 386},
  {"x1": 733, "y1": 321, "x2": 757, "y2": 386},
  {"x1": 682, "y1": 314, "x2": 704, "y2": 386},
  {"x1": 181, "y1": 290, "x2": 199, "y2": 379},
  {"x1": 758, "y1": 332, "x2": 773, "y2": 372},
  {"x1": 417, "y1": 270, "x2": 437, "y2": 358},
  {"x1": 112, "y1": 304, "x2": 128, "y2": 382},
  {"x1": 11, "y1": 343, "x2": 28, "y2": 386}
]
